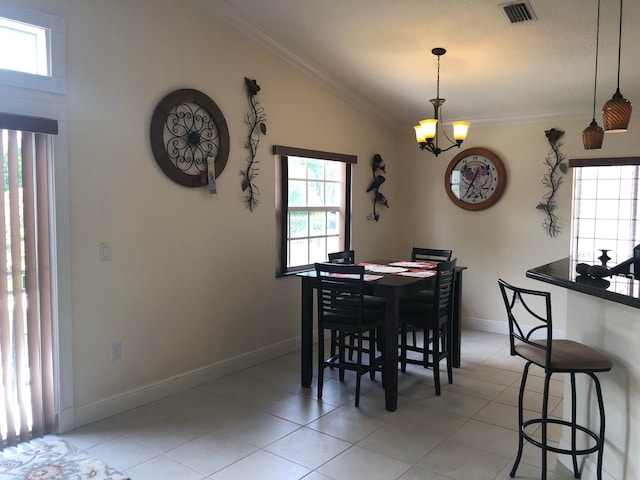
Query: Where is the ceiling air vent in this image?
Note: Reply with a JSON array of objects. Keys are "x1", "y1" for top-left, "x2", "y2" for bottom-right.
[{"x1": 500, "y1": 1, "x2": 537, "y2": 24}]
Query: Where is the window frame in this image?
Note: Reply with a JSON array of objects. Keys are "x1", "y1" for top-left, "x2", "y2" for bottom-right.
[
  {"x1": 0, "y1": 3, "x2": 66, "y2": 94},
  {"x1": 274, "y1": 145, "x2": 355, "y2": 276},
  {"x1": 569, "y1": 156, "x2": 640, "y2": 266}
]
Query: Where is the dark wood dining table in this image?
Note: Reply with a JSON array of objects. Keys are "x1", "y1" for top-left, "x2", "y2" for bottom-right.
[{"x1": 298, "y1": 260, "x2": 465, "y2": 411}]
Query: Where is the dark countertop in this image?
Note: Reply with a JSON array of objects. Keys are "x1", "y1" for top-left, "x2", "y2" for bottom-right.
[{"x1": 526, "y1": 257, "x2": 640, "y2": 309}]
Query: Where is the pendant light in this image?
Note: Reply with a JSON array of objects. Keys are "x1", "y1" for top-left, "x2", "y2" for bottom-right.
[
  {"x1": 602, "y1": 0, "x2": 632, "y2": 132},
  {"x1": 582, "y1": 0, "x2": 604, "y2": 149}
]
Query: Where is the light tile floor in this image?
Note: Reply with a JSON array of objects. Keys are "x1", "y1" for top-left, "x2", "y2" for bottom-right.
[{"x1": 58, "y1": 330, "x2": 580, "y2": 479}]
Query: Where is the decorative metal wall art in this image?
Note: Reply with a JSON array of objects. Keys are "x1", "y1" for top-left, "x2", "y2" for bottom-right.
[
  {"x1": 367, "y1": 154, "x2": 388, "y2": 221},
  {"x1": 150, "y1": 89, "x2": 229, "y2": 189},
  {"x1": 241, "y1": 77, "x2": 267, "y2": 211},
  {"x1": 536, "y1": 128, "x2": 567, "y2": 237}
]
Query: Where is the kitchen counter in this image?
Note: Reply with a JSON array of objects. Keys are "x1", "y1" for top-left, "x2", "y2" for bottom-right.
[{"x1": 526, "y1": 257, "x2": 640, "y2": 309}]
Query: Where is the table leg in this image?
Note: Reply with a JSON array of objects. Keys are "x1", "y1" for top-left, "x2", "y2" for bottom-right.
[
  {"x1": 452, "y1": 270, "x2": 463, "y2": 368},
  {"x1": 383, "y1": 290, "x2": 399, "y2": 411},
  {"x1": 301, "y1": 276, "x2": 313, "y2": 388}
]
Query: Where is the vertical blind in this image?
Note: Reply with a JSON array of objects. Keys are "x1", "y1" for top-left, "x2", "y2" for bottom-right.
[{"x1": 0, "y1": 113, "x2": 56, "y2": 448}]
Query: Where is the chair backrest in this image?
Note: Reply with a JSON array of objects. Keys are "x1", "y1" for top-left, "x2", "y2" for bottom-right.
[
  {"x1": 412, "y1": 247, "x2": 452, "y2": 263},
  {"x1": 328, "y1": 250, "x2": 355, "y2": 264},
  {"x1": 432, "y1": 258, "x2": 457, "y2": 320},
  {"x1": 498, "y1": 279, "x2": 553, "y2": 369},
  {"x1": 315, "y1": 262, "x2": 365, "y2": 325}
]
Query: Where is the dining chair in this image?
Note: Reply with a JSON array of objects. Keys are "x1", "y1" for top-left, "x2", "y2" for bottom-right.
[
  {"x1": 328, "y1": 250, "x2": 355, "y2": 264},
  {"x1": 398, "y1": 258, "x2": 456, "y2": 395},
  {"x1": 327, "y1": 250, "x2": 385, "y2": 362},
  {"x1": 315, "y1": 262, "x2": 386, "y2": 406},
  {"x1": 411, "y1": 247, "x2": 453, "y2": 264},
  {"x1": 498, "y1": 279, "x2": 613, "y2": 479},
  {"x1": 402, "y1": 247, "x2": 453, "y2": 345}
]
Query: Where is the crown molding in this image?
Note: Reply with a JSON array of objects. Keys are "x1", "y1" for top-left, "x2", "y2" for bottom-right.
[{"x1": 193, "y1": 0, "x2": 396, "y2": 130}]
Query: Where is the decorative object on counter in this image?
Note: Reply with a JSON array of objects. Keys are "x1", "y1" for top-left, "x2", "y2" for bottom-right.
[
  {"x1": 582, "y1": 0, "x2": 604, "y2": 150},
  {"x1": 367, "y1": 154, "x2": 388, "y2": 221},
  {"x1": 576, "y1": 262, "x2": 611, "y2": 280},
  {"x1": 150, "y1": 88, "x2": 229, "y2": 188},
  {"x1": 241, "y1": 77, "x2": 267, "y2": 211},
  {"x1": 575, "y1": 261, "x2": 612, "y2": 289},
  {"x1": 536, "y1": 128, "x2": 567, "y2": 237},
  {"x1": 598, "y1": 249, "x2": 611, "y2": 266},
  {"x1": 609, "y1": 243, "x2": 640, "y2": 280},
  {"x1": 413, "y1": 48, "x2": 469, "y2": 157},
  {"x1": 444, "y1": 147, "x2": 506, "y2": 211}
]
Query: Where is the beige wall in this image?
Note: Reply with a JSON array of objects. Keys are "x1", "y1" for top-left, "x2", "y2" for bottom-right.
[
  {"x1": 2, "y1": 0, "x2": 640, "y2": 436},
  {"x1": 3, "y1": 0, "x2": 400, "y2": 424},
  {"x1": 397, "y1": 116, "x2": 640, "y2": 336}
]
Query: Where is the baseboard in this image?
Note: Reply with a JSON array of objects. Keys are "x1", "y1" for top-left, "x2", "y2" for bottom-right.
[
  {"x1": 558, "y1": 447, "x2": 616, "y2": 480},
  {"x1": 463, "y1": 316, "x2": 566, "y2": 339},
  {"x1": 69, "y1": 336, "x2": 301, "y2": 431}
]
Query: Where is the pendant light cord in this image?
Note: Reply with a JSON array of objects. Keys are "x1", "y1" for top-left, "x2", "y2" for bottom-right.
[
  {"x1": 592, "y1": 0, "x2": 601, "y2": 120},
  {"x1": 435, "y1": 55, "x2": 441, "y2": 106},
  {"x1": 616, "y1": 0, "x2": 623, "y2": 90}
]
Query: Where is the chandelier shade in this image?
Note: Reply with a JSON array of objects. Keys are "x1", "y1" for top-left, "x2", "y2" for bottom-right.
[{"x1": 414, "y1": 48, "x2": 469, "y2": 157}]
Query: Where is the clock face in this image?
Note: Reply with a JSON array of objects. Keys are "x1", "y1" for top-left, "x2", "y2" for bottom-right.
[{"x1": 444, "y1": 148, "x2": 506, "y2": 210}]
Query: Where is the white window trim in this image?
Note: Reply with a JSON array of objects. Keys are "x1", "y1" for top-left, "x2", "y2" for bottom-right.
[{"x1": 0, "y1": 2, "x2": 66, "y2": 94}]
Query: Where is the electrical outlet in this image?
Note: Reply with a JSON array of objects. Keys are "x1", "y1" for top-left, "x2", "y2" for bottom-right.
[{"x1": 111, "y1": 341, "x2": 122, "y2": 361}]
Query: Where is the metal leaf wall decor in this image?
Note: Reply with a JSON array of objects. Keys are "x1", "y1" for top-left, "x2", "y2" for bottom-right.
[
  {"x1": 241, "y1": 77, "x2": 267, "y2": 211},
  {"x1": 536, "y1": 128, "x2": 567, "y2": 237},
  {"x1": 367, "y1": 154, "x2": 388, "y2": 221}
]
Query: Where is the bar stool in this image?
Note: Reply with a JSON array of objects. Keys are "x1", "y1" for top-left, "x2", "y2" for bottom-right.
[{"x1": 498, "y1": 280, "x2": 613, "y2": 480}]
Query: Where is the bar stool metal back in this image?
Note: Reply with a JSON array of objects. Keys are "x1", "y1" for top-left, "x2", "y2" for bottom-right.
[{"x1": 498, "y1": 279, "x2": 613, "y2": 479}]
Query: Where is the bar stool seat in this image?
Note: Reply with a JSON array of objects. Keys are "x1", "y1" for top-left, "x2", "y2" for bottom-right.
[{"x1": 498, "y1": 279, "x2": 613, "y2": 480}]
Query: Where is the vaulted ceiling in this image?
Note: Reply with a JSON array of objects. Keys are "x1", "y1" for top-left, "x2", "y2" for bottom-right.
[{"x1": 197, "y1": 0, "x2": 640, "y2": 132}]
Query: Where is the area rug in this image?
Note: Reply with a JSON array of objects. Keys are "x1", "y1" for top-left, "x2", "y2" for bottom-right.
[{"x1": 0, "y1": 438, "x2": 129, "y2": 480}]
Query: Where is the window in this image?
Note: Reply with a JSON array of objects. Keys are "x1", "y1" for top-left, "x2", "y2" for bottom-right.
[
  {"x1": 0, "y1": 3, "x2": 66, "y2": 94},
  {"x1": 570, "y1": 158, "x2": 640, "y2": 266},
  {"x1": 275, "y1": 146, "x2": 355, "y2": 275}
]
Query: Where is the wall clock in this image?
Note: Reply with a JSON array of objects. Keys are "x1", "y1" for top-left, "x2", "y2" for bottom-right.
[
  {"x1": 444, "y1": 147, "x2": 506, "y2": 211},
  {"x1": 150, "y1": 88, "x2": 229, "y2": 187}
]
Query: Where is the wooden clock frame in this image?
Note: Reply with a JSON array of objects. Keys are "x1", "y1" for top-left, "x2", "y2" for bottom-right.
[{"x1": 444, "y1": 147, "x2": 507, "y2": 211}]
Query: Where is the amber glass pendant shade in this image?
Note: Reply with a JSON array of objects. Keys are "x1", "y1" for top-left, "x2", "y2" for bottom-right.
[
  {"x1": 603, "y1": 89, "x2": 632, "y2": 132},
  {"x1": 582, "y1": 119, "x2": 604, "y2": 150}
]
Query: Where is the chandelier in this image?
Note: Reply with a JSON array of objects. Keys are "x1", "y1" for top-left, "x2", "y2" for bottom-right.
[{"x1": 414, "y1": 48, "x2": 469, "y2": 156}]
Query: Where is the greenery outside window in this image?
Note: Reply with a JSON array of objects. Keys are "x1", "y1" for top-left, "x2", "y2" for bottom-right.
[{"x1": 275, "y1": 145, "x2": 355, "y2": 275}]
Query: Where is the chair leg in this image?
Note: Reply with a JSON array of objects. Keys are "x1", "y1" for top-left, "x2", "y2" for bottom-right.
[
  {"x1": 348, "y1": 333, "x2": 356, "y2": 361},
  {"x1": 570, "y1": 372, "x2": 579, "y2": 477},
  {"x1": 400, "y1": 323, "x2": 407, "y2": 373},
  {"x1": 355, "y1": 329, "x2": 363, "y2": 407},
  {"x1": 369, "y1": 328, "x2": 377, "y2": 381},
  {"x1": 541, "y1": 372, "x2": 552, "y2": 480},
  {"x1": 338, "y1": 332, "x2": 346, "y2": 381},
  {"x1": 510, "y1": 362, "x2": 531, "y2": 478},
  {"x1": 318, "y1": 325, "x2": 325, "y2": 400},
  {"x1": 329, "y1": 330, "x2": 337, "y2": 367},
  {"x1": 444, "y1": 325, "x2": 453, "y2": 384},
  {"x1": 589, "y1": 372, "x2": 606, "y2": 480},
  {"x1": 432, "y1": 325, "x2": 441, "y2": 396}
]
